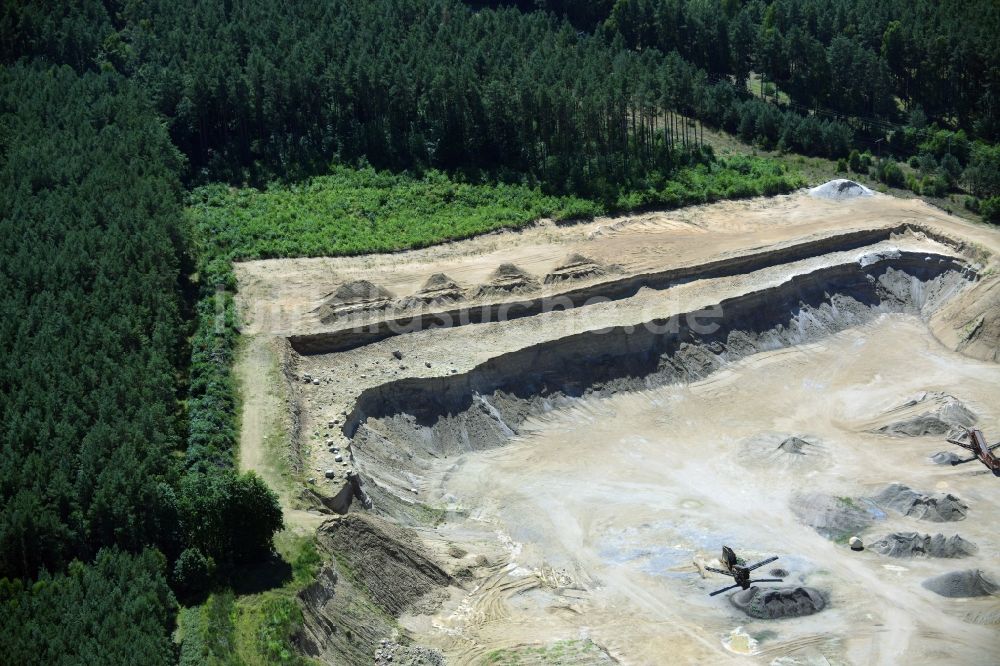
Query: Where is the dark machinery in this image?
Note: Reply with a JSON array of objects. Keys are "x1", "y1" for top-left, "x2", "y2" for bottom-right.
[
  {"x1": 946, "y1": 428, "x2": 1000, "y2": 476},
  {"x1": 705, "y1": 546, "x2": 783, "y2": 597}
]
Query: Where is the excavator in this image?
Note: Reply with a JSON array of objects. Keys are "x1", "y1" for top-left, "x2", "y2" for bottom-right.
[
  {"x1": 946, "y1": 428, "x2": 1000, "y2": 476},
  {"x1": 705, "y1": 546, "x2": 783, "y2": 597}
]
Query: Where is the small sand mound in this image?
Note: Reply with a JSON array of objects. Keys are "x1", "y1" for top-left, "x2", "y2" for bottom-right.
[
  {"x1": 315, "y1": 279, "x2": 395, "y2": 321},
  {"x1": 874, "y1": 483, "x2": 967, "y2": 522},
  {"x1": 922, "y1": 569, "x2": 999, "y2": 598},
  {"x1": 473, "y1": 263, "x2": 539, "y2": 297},
  {"x1": 930, "y1": 451, "x2": 966, "y2": 465},
  {"x1": 492, "y1": 263, "x2": 532, "y2": 280},
  {"x1": 872, "y1": 391, "x2": 976, "y2": 438},
  {"x1": 778, "y1": 436, "x2": 812, "y2": 455},
  {"x1": 792, "y1": 493, "x2": 876, "y2": 540},
  {"x1": 410, "y1": 273, "x2": 465, "y2": 305},
  {"x1": 422, "y1": 272, "x2": 459, "y2": 290},
  {"x1": 870, "y1": 532, "x2": 978, "y2": 558},
  {"x1": 562, "y1": 252, "x2": 592, "y2": 266},
  {"x1": 730, "y1": 586, "x2": 826, "y2": 619},
  {"x1": 809, "y1": 179, "x2": 873, "y2": 200},
  {"x1": 742, "y1": 433, "x2": 827, "y2": 467},
  {"x1": 544, "y1": 253, "x2": 609, "y2": 284}
]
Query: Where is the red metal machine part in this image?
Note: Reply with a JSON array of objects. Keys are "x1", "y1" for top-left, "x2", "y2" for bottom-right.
[{"x1": 947, "y1": 428, "x2": 1000, "y2": 476}]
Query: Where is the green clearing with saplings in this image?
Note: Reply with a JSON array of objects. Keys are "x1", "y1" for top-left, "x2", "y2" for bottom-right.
[{"x1": 188, "y1": 158, "x2": 804, "y2": 264}]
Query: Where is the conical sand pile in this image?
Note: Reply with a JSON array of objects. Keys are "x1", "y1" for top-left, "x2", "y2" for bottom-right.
[
  {"x1": 544, "y1": 253, "x2": 609, "y2": 284},
  {"x1": 316, "y1": 279, "x2": 394, "y2": 322},
  {"x1": 473, "y1": 263, "x2": 539, "y2": 297}
]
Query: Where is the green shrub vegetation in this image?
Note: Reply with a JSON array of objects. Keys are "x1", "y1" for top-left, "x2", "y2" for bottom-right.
[
  {"x1": 875, "y1": 159, "x2": 905, "y2": 188},
  {"x1": 177, "y1": 591, "x2": 238, "y2": 666},
  {"x1": 980, "y1": 197, "x2": 1000, "y2": 223},
  {"x1": 177, "y1": 535, "x2": 323, "y2": 666},
  {"x1": 964, "y1": 144, "x2": 1000, "y2": 200},
  {"x1": 189, "y1": 157, "x2": 803, "y2": 263},
  {"x1": 188, "y1": 167, "x2": 601, "y2": 262}
]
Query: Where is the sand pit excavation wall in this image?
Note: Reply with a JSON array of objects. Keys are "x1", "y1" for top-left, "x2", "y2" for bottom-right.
[
  {"x1": 266, "y1": 192, "x2": 1000, "y2": 665},
  {"x1": 288, "y1": 223, "x2": 966, "y2": 356},
  {"x1": 340, "y1": 252, "x2": 974, "y2": 514}
]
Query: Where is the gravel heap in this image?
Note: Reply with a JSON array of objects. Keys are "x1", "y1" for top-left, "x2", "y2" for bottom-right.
[
  {"x1": 869, "y1": 532, "x2": 977, "y2": 558},
  {"x1": 411, "y1": 273, "x2": 465, "y2": 303},
  {"x1": 930, "y1": 451, "x2": 967, "y2": 465},
  {"x1": 544, "y1": 253, "x2": 609, "y2": 283},
  {"x1": 875, "y1": 392, "x2": 976, "y2": 438},
  {"x1": 874, "y1": 483, "x2": 968, "y2": 522},
  {"x1": 922, "y1": 569, "x2": 999, "y2": 598},
  {"x1": 792, "y1": 493, "x2": 875, "y2": 540},
  {"x1": 730, "y1": 586, "x2": 827, "y2": 619}
]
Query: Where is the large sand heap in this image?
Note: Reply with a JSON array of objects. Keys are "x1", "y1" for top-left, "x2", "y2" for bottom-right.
[
  {"x1": 870, "y1": 532, "x2": 978, "y2": 558},
  {"x1": 874, "y1": 483, "x2": 968, "y2": 522},
  {"x1": 791, "y1": 493, "x2": 876, "y2": 540},
  {"x1": 332, "y1": 279, "x2": 392, "y2": 303},
  {"x1": 809, "y1": 179, "x2": 873, "y2": 200},
  {"x1": 730, "y1": 586, "x2": 827, "y2": 619},
  {"x1": 407, "y1": 273, "x2": 465, "y2": 305},
  {"x1": 922, "y1": 569, "x2": 999, "y2": 598},
  {"x1": 873, "y1": 392, "x2": 977, "y2": 437},
  {"x1": 473, "y1": 262, "x2": 539, "y2": 296},
  {"x1": 543, "y1": 253, "x2": 609, "y2": 283},
  {"x1": 316, "y1": 279, "x2": 394, "y2": 321}
]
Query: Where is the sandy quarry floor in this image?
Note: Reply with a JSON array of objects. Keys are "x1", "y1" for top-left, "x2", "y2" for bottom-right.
[
  {"x1": 233, "y1": 190, "x2": 1000, "y2": 665},
  {"x1": 410, "y1": 316, "x2": 1000, "y2": 664}
]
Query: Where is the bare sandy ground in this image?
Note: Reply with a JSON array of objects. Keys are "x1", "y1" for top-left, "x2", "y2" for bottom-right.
[
  {"x1": 233, "y1": 190, "x2": 1000, "y2": 664},
  {"x1": 411, "y1": 317, "x2": 1000, "y2": 664},
  {"x1": 235, "y1": 192, "x2": 998, "y2": 337},
  {"x1": 235, "y1": 334, "x2": 327, "y2": 530}
]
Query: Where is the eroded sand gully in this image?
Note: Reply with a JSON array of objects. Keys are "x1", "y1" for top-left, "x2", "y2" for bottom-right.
[{"x1": 235, "y1": 191, "x2": 1000, "y2": 665}]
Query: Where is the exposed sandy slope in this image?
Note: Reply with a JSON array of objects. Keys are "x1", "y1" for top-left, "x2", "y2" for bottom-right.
[
  {"x1": 411, "y1": 317, "x2": 999, "y2": 664},
  {"x1": 232, "y1": 190, "x2": 1000, "y2": 665},
  {"x1": 235, "y1": 192, "x2": 999, "y2": 338}
]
